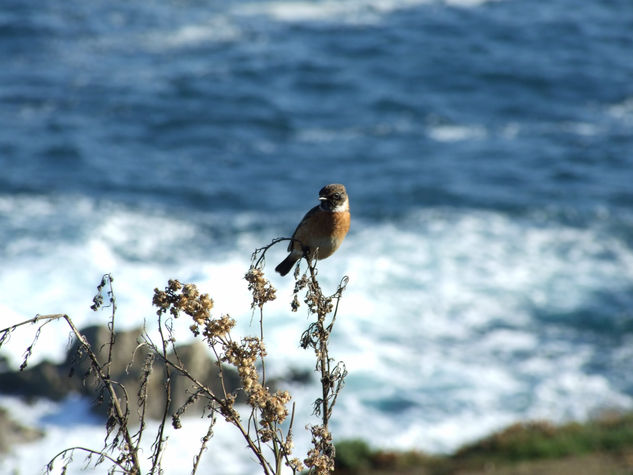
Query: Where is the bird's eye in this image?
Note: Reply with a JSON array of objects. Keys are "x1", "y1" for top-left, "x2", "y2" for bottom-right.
[{"x1": 333, "y1": 193, "x2": 341, "y2": 200}]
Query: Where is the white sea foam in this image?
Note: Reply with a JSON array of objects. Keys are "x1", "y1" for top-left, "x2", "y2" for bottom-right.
[
  {"x1": 560, "y1": 121, "x2": 600, "y2": 136},
  {"x1": 1, "y1": 196, "x2": 632, "y2": 468},
  {"x1": 237, "y1": 0, "x2": 422, "y2": 24},
  {"x1": 298, "y1": 117, "x2": 610, "y2": 144},
  {"x1": 444, "y1": 0, "x2": 502, "y2": 6},
  {"x1": 608, "y1": 97, "x2": 633, "y2": 122},
  {"x1": 0, "y1": 396, "x2": 257, "y2": 475},
  {"x1": 236, "y1": 0, "x2": 503, "y2": 24},
  {"x1": 143, "y1": 17, "x2": 242, "y2": 49},
  {"x1": 427, "y1": 124, "x2": 487, "y2": 142}
]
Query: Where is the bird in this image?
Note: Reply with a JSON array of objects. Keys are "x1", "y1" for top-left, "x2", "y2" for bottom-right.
[{"x1": 275, "y1": 184, "x2": 350, "y2": 276}]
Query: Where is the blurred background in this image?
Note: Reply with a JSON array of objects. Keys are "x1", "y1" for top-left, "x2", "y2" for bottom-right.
[{"x1": 1, "y1": 0, "x2": 633, "y2": 472}]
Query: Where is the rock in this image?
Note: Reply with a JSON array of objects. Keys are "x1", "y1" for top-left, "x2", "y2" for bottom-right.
[
  {"x1": 0, "y1": 325, "x2": 241, "y2": 423},
  {"x1": 0, "y1": 360, "x2": 78, "y2": 402},
  {"x1": 0, "y1": 407, "x2": 44, "y2": 453}
]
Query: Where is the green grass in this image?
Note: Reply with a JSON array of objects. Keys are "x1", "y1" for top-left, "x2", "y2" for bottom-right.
[
  {"x1": 334, "y1": 412, "x2": 633, "y2": 474},
  {"x1": 454, "y1": 412, "x2": 633, "y2": 463},
  {"x1": 335, "y1": 439, "x2": 438, "y2": 473},
  {"x1": 335, "y1": 439, "x2": 373, "y2": 471}
]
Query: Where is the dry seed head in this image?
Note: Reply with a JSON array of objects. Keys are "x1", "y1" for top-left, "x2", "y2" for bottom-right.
[
  {"x1": 182, "y1": 283, "x2": 198, "y2": 297},
  {"x1": 202, "y1": 314, "x2": 236, "y2": 340},
  {"x1": 304, "y1": 450, "x2": 335, "y2": 474},
  {"x1": 287, "y1": 458, "x2": 305, "y2": 472},
  {"x1": 304, "y1": 425, "x2": 335, "y2": 474},
  {"x1": 291, "y1": 294, "x2": 300, "y2": 312},
  {"x1": 152, "y1": 280, "x2": 214, "y2": 323},
  {"x1": 168, "y1": 279, "x2": 182, "y2": 291},
  {"x1": 245, "y1": 267, "x2": 277, "y2": 308},
  {"x1": 219, "y1": 396, "x2": 240, "y2": 423},
  {"x1": 258, "y1": 428, "x2": 274, "y2": 443}
]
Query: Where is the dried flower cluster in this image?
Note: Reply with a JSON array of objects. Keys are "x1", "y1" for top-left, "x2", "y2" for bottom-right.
[
  {"x1": 245, "y1": 267, "x2": 277, "y2": 308},
  {"x1": 240, "y1": 268, "x2": 295, "y2": 447},
  {"x1": 305, "y1": 280, "x2": 334, "y2": 317},
  {"x1": 3, "y1": 238, "x2": 348, "y2": 475},
  {"x1": 153, "y1": 280, "x2": 235, "y2": 342},
  {"x1": 287, "y1": 457, "x2": 305, "y2": 472},
  {"x1": 153, "y1": 280, "x2": 213, "y2": 323},
  {"x1": 304, "y1": 425, "x2": 335, "y2": 474},
  {"x1": 153, "y1": 275, "x2": 297, "y2": 473},
  {"x1": 290, "y1": 273, "x2": 308, "y2": 312}
]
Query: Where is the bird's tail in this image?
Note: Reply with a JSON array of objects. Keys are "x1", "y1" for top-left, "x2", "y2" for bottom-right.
[{"x1": 275, "y1": 254, "x2": 299, "y2": 276}]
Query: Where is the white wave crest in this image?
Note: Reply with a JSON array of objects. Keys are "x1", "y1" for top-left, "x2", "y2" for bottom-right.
[
  {"x1": 427, "y1": 124, "x2": 487, "y2": 142},
  {"x1": 608, "y1": 97, "x2": 633, "y2": 122},
  {"x1": 1, "y1": 196, "x2": 632, "y2": 457},
  {"x1": 236, "y1": 0, "x2": 503, "y2": 24},
  {"x1": 149, "y1": 18, "x2": 241, "y2": 49}
]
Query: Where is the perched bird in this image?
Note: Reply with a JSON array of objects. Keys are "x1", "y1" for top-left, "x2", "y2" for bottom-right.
[{"x1": 275, "y1": 184, "x2": 350, "y2": 276}]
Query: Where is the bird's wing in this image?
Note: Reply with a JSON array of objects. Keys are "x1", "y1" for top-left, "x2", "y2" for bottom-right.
[{"x1": 287, "y1": 205, "x2": 320, "y2": 251}]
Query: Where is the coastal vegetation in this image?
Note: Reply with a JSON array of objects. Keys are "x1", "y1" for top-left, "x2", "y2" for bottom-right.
[
  {"x1": 334, "y1": 412, "x2": 633, "y2": 474},
  {"x1": 0, "y1": 240, "x2": 348, "y2": 474},
  {"x1": 1, "y1": 241, "x2": 632, "y2": 474}
]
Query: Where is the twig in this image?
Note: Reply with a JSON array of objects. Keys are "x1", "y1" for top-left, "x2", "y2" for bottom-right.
[
  {"x1": 192, "y1": 417, "x2": 216, "y2": 475},
  {"x1": 150, "y1": 312, "x2": 173, "y2": 474},
  {"x1": 5, "y1": 237, "x2": 347, "y2": 475},
  {"x1": 157, "y1": 352, "x2": 274, "y2": 475},
  {"x1": 46, "y1": 446, "x2": 125, "y2": 473},
  {"x1": 63, "y1": 314, "x2": 142, "y2": 473}
]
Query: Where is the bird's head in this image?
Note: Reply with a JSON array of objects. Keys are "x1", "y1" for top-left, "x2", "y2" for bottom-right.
[{"x1": 318, "y1": 184, "x2": 348, "y2": 212}]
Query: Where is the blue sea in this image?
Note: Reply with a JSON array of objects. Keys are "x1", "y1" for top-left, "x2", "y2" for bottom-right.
[{"x1": 1, "y1": 0, "x2": 633, "y2": 473}]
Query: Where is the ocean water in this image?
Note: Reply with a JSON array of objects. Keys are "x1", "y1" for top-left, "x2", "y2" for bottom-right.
[{"x1": 1, "y1": 0, "x2": 633, "y2": 472}]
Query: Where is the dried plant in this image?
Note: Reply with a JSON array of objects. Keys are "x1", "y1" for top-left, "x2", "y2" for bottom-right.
[{"x1": 0, "y1": 239, "x2": 348, "y2": 474}]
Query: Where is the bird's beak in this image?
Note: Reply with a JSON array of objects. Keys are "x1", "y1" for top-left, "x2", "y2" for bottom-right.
[{"x1": 319, "y1": 196, "x2": 327, "y2": 201}]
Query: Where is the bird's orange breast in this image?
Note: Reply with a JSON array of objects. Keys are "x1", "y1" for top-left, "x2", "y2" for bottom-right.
[{"x1": 292, "y1": 209, "x2": 350, "y2": 260}]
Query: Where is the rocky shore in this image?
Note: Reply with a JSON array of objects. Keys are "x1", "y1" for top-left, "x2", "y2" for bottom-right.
[
  {"x1": 1, "y1": 325, "x2": 632, "y2": 474},
  {"x1": 0, "y1": 324, "x2": 240, "y2": 453}
]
